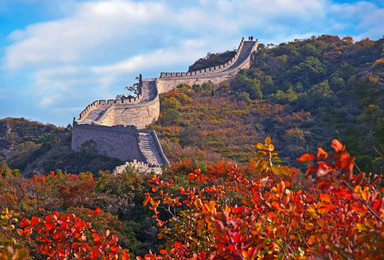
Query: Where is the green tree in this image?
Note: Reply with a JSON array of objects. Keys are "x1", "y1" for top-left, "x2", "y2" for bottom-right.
[{"x1": 231, "y1": 74, "x2": 262, "y2": 100}]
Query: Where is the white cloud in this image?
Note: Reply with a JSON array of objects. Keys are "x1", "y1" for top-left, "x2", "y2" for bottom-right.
[
  {"x1": 5, "y1": 0, "x2": 169, "y2": 69},
  {"x1": 91, "y1": 39, "x2": 209, "y2": 75},
  {"x1": 40, "y1": 96, "x2": 55, "y2": 106}
]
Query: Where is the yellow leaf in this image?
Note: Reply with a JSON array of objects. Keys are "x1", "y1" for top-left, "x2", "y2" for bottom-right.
[
  {"x1": 256, "y1": 143, "x2": 264, "y2": 150},
  {"x1": 265, "y1": 137, "x2": 272, "y2": 145},
  {"x1": 356, "y1": 223, "x2": 365, "y2": 231},
  {"x1": 361, "y1": 187, "x2": 370, "y2": 201}
]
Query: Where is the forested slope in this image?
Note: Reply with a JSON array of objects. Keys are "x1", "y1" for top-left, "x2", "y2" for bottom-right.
[
  {"x1": 0, "y1": 118, "x2": 123, "y2": 176},
  {"x1": 1, "y1": 35, "x2": 384, "y2": 259},
  {"x1": 152, "y1": 35, "x2": 384, "y2": 172}
]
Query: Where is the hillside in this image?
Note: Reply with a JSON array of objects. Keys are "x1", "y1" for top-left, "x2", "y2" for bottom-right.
[
  {"x1": 1, "y1": 35, "x2": 383, "y2": 174},
  {"x1": 151, "y1": 35, "x2": 384, "y2": 172},
  {"x1": 1, "y1": 35, "x2": 384, "y2": 259},
  {"x1": 0, "y1": 118, "x2": 123, "y2": 176}
]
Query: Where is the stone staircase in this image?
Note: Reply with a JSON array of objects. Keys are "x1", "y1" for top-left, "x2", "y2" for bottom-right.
[
  {"x1": 138, "y1": 132, "x2": 166, "y2": 166},
  {"x1": 72, "y1": 38, "x2": 256, "y2": 168}
]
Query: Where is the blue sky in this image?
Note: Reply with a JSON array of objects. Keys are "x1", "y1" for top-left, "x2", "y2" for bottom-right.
[{"x1": 0, "y1": 0, "x2": 383, "y2": 126}]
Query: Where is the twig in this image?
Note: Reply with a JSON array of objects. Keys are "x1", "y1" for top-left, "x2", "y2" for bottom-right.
[{"x1": 342, "y1": 181, "x2": 384, "y2": 225}]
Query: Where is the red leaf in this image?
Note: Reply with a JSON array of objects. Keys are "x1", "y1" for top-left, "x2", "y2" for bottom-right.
[
  {"x1": 306, "y1": 165, "x2": 317, "y2": 177},
  {"x1": 354, "y1": 172, "x2": 366, "y2": 185},
  {"x1": 228, "y1": 244, "x2": 236, "y2": 252},
  {"x1": 90, "y1": 247, "x2": 103, "y2": 258},
  {"x1": 23, "y1": 226, "x2": 32, "y2": 237},
  {"x1": 373, "y1": 198, "x2": 383, "y2": 213},
  {"x1": 340, "y1": 156, "x2": 355, "y2": 172},
  {"x1": 174, "y1": 242, "x2": 183, "y2": 249},
  {"x1": 20, "y1": 218, "x2": 31, "y2": 228},
  {"x1": 31, "y1": 216, "x2": 41, "y2": 227},
  {"x1": 94, "y1": 207, "x2": 101, "y2": 214},
  {"x1": 297, "y1": 153, "x2": 316, "y2": 162}
]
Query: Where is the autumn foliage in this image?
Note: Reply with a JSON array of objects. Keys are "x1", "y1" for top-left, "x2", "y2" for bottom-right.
[
  {"x1": 1, "y1": 137, "x2": 384, "y2": 259},
  {"x1": 18, "y1": 208, "x2": 130, "y2": 259},
  {"x1": 141, "y1": 138, "x2": 384, "y2": 259}
]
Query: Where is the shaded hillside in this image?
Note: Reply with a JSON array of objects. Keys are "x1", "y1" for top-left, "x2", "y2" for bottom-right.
[
  {"x1": 0, "y1": 118, "x2": 123, "y2": 176},
  {"x1": 188, "y1": 50, "x2": 236, "y2": 72},
  {"x1": 152, "y1": 35, "x2": 384, "y2": 172}
]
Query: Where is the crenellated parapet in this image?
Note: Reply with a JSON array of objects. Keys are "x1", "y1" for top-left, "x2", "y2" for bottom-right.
[
  {"x1": 77, "y1": 94, "x2": 144, "y2": 121},
  {"x1": 72, "y1": 37, "x2": 258, "y2": 167},
  {"x1": 159, "y1": 38, "x2": 257, "y2": 79}
]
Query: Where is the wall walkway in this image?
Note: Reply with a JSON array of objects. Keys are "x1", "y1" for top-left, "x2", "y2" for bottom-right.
[{"x1": 72, "y1": 38, "x2": 258, "y2": 168}]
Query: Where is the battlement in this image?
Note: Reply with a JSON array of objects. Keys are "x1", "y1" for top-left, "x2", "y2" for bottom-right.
[
  {"x1": 77, "y1": 94, "x2": 144, "y2": 122},
  {"x1": 72, "y1": 37, "x2": 258, "y2": 167},
  {"x1": 76, "y1": 76, "x2": 144, "y2": 122},
  {"x1": 72, "y1": 120, "x2": 139, "y2": 132}
]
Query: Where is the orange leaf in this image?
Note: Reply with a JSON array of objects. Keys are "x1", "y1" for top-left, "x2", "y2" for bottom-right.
[
  {"x1": 297, "y1": 153, "x2": 316, "y2": 162},
  {"x1": 340, "y1": 156, "x2": 355, "y2": 172},
  {"x1": 331, "y1": 139, "x2": 345, "y2": 152},
  {"x1": 272, "y1": 201, "x2": 280, "y2": 209},
  {"x1": 317, "y1": 147, "x2": 328, "y2": 160},
  {"x1": 319, "y1": 193, "x2": 331, "y2": 203},
  {"x1": 16, "y1": 229, "x2": 24, "y2": 236},
  {"x1": 268, "y1": 211, "x2": 276, "y2": 220},
  {"x1": 308, "y1": 235, "x2": 316, "y2": 245}
]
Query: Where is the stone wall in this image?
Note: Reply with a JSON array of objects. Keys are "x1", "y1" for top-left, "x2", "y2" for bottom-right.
[
  {"x1": 160, "y1": 38, "x2": 246, "y2": 78},
  {"x1": 156, "y1": 39, "x2": 259, "y2": 94},
  {"x1": 71, "y1": 121, "x2": 145, "y2": 162},
  {"x1": 71, "y1": 38, "x2": 258, "y2": 165},
  {"x1": 156, "y1": 76, "x2": 228, "y2": 94},
  {"x1": 96, "y1": 95, "x2": 160, "y2": 129}
]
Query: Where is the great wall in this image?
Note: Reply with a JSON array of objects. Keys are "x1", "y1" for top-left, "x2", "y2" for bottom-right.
[{"x1": 71, "y1": 38, "x2": 259, "y2": 169}]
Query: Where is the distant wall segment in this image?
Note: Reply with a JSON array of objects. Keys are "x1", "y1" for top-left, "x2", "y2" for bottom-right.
[
  {"x1": 157, "y1": 39, "x2": 258, "y2": 94},
  {"x1": 160, "y1": 38, "x2": 246, "y2": 79},
  {"x1": 71, "y1": 38, "x2": 258, "y2": 165}
]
